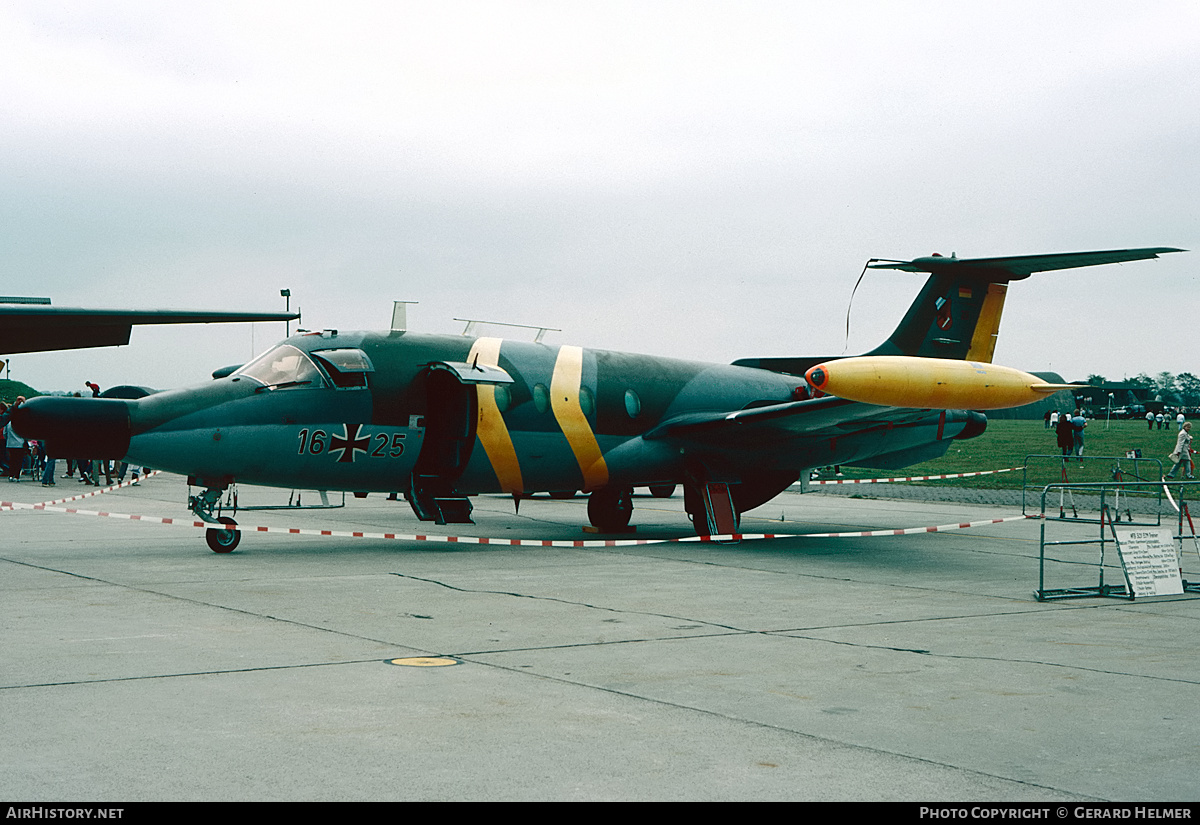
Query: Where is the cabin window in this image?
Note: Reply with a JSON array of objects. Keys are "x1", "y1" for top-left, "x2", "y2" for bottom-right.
[
  {"x1": 624, "y1": 389, "x2": 641, "y2": 419},
  {"x1": 493, "y1": 384, "x2": 512, "y2": 412}
]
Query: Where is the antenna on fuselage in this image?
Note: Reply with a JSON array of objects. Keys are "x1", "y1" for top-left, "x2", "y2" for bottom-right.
[
  {"x1": 392, "y1": 301, "x2": 419, "y2": 331},
  {"x1": 453, "y1": 318, "x2": 561, "y2": 343}
]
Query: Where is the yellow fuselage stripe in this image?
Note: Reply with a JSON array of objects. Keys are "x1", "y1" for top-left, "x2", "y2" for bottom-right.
[
  {"x1": 550, "y1": 345, "x2": 609, "y2": 491},
  {"x1": 467, "y1": 337, "x2": 524, "y2": 494}
]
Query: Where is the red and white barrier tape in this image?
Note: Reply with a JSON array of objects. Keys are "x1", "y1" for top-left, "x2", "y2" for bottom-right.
[
  {"x1": 0, "y1": 471, "x2": 162, "y2": 511},
  {"x1": 777, "y1": 514, "x2": 1035, "y2": 538},
  {"x1": 2, "y1": 465, "x2": 1036, "y2": 544},
  {"x1": 2, "y1": 492, "x2": 1035, "y2": 546},
  {"x1": 1162, "y1": 481, "x2": 1181, "y2": 512},
  {"x1": 808, "y1": 467, "x2": 1020, "y2": 485}
]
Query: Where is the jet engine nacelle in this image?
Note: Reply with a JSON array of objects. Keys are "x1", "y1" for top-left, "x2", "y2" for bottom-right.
[{"x1": 12, "y1": 397, "x2": 132, "y2": 459}]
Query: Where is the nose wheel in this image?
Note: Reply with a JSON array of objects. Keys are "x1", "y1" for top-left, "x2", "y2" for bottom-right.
[
  {"x1": 190, "y1": 485, "x2": 241, "y2": 553},
  {"x1": 205, "y1": 516, "x2": 240, "y2": 553}
]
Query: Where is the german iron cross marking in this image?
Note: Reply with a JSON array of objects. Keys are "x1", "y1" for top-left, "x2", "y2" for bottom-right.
[{"x1": 329, "y1": 423, "x2": 370, "y2": 463}]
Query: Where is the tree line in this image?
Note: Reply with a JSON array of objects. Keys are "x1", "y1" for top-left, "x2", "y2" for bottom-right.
[{"x1": 1085, "y1": 373, "x2": 1200, "y2": 406}]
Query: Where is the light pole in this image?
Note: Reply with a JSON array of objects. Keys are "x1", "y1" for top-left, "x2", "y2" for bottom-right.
[
  {"x1": 1107, "y1": 393, "x2": 1114, "y2": 428},
  {"x1": 281, "y1": 289, "x2": 292, "y2": 336}
]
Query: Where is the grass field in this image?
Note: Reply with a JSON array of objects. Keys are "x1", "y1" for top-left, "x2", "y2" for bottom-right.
[{"x1": 832, "y1": 418, "x2": 1185, "y2": 491}]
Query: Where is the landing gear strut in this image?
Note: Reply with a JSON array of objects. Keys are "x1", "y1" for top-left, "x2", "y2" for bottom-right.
[
  {"x1": 587, "y1": 487, "x2": 633, "y2": 532},
  {"x1": 189, "y1": 485, "x2": 240, "y2": 553},
  {"x1": 684, "y1": 483, "x2": 740, "y2": 537}
]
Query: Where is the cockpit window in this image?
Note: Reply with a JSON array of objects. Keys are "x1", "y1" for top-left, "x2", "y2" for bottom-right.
[
  {"x1": 313, "y1": 348, "x2": 373, "y2": 373},
  {"x1": 312, "y1": 348, "x2": 373, "y2": 389},
  {"x1": 234, "y1": 344, "x2": 325, "y2": 390}
]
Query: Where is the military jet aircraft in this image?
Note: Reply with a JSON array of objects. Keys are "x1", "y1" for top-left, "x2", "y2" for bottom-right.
[{"x1": 11, "y1": 247, "x2": 1182, "y2": 552}]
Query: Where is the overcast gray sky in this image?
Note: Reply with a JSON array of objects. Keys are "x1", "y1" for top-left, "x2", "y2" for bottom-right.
[{"x1": 2, "y1": 0, "x2": 1197, "y2": 392}]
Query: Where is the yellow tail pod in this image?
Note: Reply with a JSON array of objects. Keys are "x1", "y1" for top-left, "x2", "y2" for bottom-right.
[{"x1": 805, "y1": 355, "x2": 1074, "y2": 410}]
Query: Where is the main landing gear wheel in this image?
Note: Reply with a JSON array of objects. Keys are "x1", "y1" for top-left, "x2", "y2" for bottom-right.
[
  {"x1": 587, "y1": 487, "x2": 633, "y2": 532},
  {"x1": 205, "y1": 517, "x2": 240, "y2": 553}
]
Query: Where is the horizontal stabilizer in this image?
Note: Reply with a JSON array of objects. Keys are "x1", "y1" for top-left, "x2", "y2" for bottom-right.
[{"x1": 868, "y1": 247, "x2": 1184, "y2": 281}]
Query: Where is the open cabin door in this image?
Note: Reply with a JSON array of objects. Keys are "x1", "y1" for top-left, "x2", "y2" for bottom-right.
[{"x1": 409, "y1": 360, "x2": 514, "y2": 524}]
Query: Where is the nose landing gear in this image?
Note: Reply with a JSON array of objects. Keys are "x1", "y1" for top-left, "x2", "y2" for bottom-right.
[{"x1": 189, "y1": 485, "x2": 240, "y2": 553}]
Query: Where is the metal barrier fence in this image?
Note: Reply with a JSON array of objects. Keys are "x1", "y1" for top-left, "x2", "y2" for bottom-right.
[
  {"x1": 1022, "y1": 454, "x2": 1166, "y2": 522},
  {"x1": 1036, "y1": 480, "x2": 1200, "y2": 601}
]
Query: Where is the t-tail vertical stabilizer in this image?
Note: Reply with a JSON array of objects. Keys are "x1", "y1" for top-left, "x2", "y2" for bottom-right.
[
  {"x1": 864, "y1": 247, "x2": 1184, "y2": 363},
  {"x1": 732, "y1": 247, "x2": 1183, "y2": 380}
]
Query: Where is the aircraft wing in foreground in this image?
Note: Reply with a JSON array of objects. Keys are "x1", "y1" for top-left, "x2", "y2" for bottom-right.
[
  {"x1": 0, "y1": 302, "x2": 299, "y2": 355},
  {"x1": 12, "y1": 246, "x2": 1184, "y2": 551}
]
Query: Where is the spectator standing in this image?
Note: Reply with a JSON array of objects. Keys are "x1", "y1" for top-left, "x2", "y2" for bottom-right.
[
  {"x1": 5, "y1": 396, "x2": 27, "y2": 481},
  {"x1": 39, "y1": 439, "x2": 56, "y2": 487},
  {"x1": 1056, "y1": 410, "x2": 1075, "y2": 459},
  {"x1": 0, "y1": 401, "x2": 8, "y2": 476},
  {"x1": 1166, "y1": 422, "x2": 1195, "y2": 480},
  {"x1": 1071, "y1": 409, "x2": 1087, "y2": 463}
]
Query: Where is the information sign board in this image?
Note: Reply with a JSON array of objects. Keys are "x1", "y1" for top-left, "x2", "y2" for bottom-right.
[{"x1": 1114, "y1": 528, "x2": 1183, "y2": 598}]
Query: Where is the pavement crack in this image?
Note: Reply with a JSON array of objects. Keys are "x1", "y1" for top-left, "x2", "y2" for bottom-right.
[
  {"x1": 389, "y1": 571, "x2": 746, "y2": 632},
  {"x1": 447, "y1": 656, "x2": 1103, "y2": 802},
  {"x1": 0, "y1": 659, "x2": 387, "y2": 691},
  {"x1": 1, "y1": 556, "x2": 427, "y2": 652},
  {"x1": 781, "y1": 634, "x2": 1200, "y2": 686}
]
